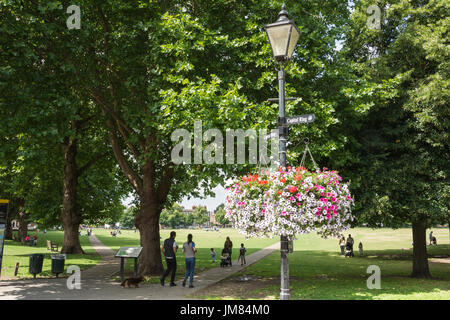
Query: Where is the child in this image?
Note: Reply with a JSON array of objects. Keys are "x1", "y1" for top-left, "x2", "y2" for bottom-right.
[
  {"x1": 358, "y1": 242, "x2": 363, "y2": 256},
  {"x1": 238, "y1": 243, "x2": 247, "y2": 266},
  {"x1": 210, "y1": 248, "x2": 216, "y2": 262}
]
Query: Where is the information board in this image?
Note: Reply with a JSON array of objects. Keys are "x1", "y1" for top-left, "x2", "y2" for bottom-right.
[
  {"x1": 0, "y1": 200, "x2": 9, "y2": 278},
  {"x1": 115, "y1": 246, "x2": 143, "y2": 258}
]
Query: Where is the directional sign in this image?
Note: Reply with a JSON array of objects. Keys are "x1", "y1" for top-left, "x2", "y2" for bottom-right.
[{"x1": 285, "y1": 114, "x2": 315, "y2": 125}]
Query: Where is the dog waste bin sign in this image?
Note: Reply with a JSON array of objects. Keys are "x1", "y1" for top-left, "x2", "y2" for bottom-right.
[
  {"x1": 0, "y1": 200, "x2": 9, "y2": 278},
  {"x1": 115, "y1": 247, "x2": 143, "y2": 282}
]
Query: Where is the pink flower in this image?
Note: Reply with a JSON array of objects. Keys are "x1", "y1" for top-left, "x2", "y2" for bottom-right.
[
  {"x1": 289, "y1": 196, "x2": 295, "y2": 201},
  {"x1": 327, "y1": 192, "x2": 332, "y2": 197},
  {"x1": 331, "y1": 197, "x2": 337, "y2": 202}
]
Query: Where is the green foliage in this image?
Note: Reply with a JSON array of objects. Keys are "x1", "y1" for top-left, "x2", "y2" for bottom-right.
[
  {"x1": 214, "y1": 204, "x2": 229, "y2": 226},
  {"x1": 160, "y1": 203, "x2": 186, "y2": 228},
  {"x1": 341, "y1": 0, "x2": 450, "y2": 227},
  {"x1": 160, "y1": 203, "x2": 211, "y2": 228},
  {"x1": 0, "y1": 1, "x2": 129, "y2": 228},
  {"x1": 119, "y1": 207, "x2": 138, "y2": 229},
  {"x1": 193, "y1": 205, "x2": 209, "y2": 225}
]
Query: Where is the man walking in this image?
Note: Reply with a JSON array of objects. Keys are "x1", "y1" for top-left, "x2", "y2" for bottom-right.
[{"x1": 160, "y1": 231, "x2": 178, "y2": 287}]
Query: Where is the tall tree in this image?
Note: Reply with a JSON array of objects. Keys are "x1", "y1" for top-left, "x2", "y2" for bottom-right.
[
  {"x1": 0, "y1": 2, "x2": 128, "y2": 253},
  {"x1": 1, "y1": 0, "x2": 357, "y2": 275},
  {"x1": 342, "y1": 0, "x2": 449, "y2": 278},
  {"x1": 214, "y1": 203, "x2": 229, "y2": 227}
]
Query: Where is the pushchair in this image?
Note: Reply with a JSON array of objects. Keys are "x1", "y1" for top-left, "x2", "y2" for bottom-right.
[
  {"x1": 220, "y1": 248, "x2": 232, "y2": 267},
  {"x1": 345, "y1": 242, "x2": 354, "y2": 257},
  {"x1": 432, "y1": 236, "x2": 437, "y2": 245}
]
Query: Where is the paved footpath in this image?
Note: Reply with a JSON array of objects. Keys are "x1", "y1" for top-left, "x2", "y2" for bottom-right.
[{"x1": 0, "y1": 233, "x2": 279, "y2": 300}]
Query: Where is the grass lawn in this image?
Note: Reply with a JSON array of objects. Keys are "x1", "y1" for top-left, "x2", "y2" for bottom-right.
[
  {"x1": 191, "y1": 227, "x2": 450, "y2": 300},
  {"x1": 92, "y1": 227, "x2": 279, "y2": 283},
  {"x1": 1, "y1": 230, "x2": 101, "y2": 279}
]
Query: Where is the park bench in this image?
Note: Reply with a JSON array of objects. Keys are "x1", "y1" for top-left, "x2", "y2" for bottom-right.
[{"x1": 47, "y1": 240, "x2": 59, "y2": 252}]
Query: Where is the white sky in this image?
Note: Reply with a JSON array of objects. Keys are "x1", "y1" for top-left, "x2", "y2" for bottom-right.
[{"x1": 122, "y1": 183, "x2": 227, "y2": 212}]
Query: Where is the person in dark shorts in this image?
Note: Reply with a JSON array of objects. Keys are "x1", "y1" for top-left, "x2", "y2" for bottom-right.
[
  {"x1": 238, "y1": 243, "x2": 247, "y2": 266},
  {"x1": 160, "y1": 231, "x2": 178, "y2": 287}
]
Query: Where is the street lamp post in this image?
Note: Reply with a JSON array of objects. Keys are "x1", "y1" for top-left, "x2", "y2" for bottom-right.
[{"x1": 264, "y1": 4, "x2": 300, "y2": 301}]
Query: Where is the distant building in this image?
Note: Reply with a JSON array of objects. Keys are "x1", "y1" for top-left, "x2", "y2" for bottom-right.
[
  {"x1": 180, "y1": 205, "x2": 217, "y2": 228},
  {"x1": 209, "y1": 212, "x2": 217, "y2": 226},
  {"x1": 180, "y1": 205, "x2": 195, "y2": 215}
]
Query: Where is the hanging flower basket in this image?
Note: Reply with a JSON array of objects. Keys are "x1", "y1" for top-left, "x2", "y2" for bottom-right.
[{"x1": 224, "y1": 166, "x2": 355, "y2": 240}]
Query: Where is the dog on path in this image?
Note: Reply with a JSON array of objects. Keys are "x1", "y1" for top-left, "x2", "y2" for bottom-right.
[{"x1": 121, "y1": 276, "x2": 146, "y2": 288}]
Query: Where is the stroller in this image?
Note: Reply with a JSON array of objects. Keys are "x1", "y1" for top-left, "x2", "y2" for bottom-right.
[
  {"x1": 345, "y1": 242, "x2": 354, "y2": 257},
  {"x1": 220, "y1": 248, "x2": 232, "y2": 267}
]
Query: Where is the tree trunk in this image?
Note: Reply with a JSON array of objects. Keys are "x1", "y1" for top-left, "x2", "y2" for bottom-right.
[
  {"x1": 4, "y1": 203, "x2": 13, "y2": 240},
  {"x1": 411, "y1": 221, "x2": 431, "y2": 278},
  {"x1": 17, "y1": 212, "x2": 27, "y2": 243},
  {"x1": 135, "y1": 193, "x2": 164, "y2": 276},
  {"x1": 61, "y1": 220, "x2": 84, "y2": 254},
  {"x1": 60, "y1": 137, "x2": 84, "y2": 254}
]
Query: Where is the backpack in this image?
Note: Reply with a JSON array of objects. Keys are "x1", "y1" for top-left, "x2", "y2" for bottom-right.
[{"x1": 163, "y1": 238, "x2": 175, "y2": 258}]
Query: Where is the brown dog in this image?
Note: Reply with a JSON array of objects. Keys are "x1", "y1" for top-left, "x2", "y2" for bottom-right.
[{"x1": 121, "y1": 276, "x2": 145, "y2": 288}]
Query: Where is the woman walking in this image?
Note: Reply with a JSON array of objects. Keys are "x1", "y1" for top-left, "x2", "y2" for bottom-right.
[
  {"x1": 339, "y1": 235, "x2": 346, "y2": 255},
  {"x1": 224, "y1": 236, "x2": 233, "y2": 265},
  {"x1": 182, "y1": 234, "x2": 197, "y2": 288}
]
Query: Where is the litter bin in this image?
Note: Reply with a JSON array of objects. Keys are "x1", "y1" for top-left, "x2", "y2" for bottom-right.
[
  {"x1": 29, "y1": 254, "x2": 44, "y2": 278},
  {"x1": 51, "y1": 254, "x2": 66, "y2": 277}
]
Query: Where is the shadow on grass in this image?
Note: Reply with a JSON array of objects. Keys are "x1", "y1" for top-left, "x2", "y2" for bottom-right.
[
  {"x1": 193, "y1": 247, "x2": 450, "y2": 300},
  {"x1": 2, "y1": 233, "x2": 101, "y2": 279}
]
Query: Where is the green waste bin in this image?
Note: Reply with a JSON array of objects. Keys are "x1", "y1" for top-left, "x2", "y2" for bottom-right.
[
  {"x1": 29, "y1": 254, "x2": 44, "y2": 278},
  {"x1": 51, "y1": 254, "x2": 66, "y2": 277}
]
